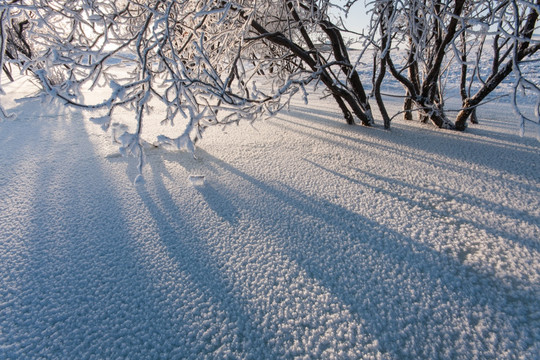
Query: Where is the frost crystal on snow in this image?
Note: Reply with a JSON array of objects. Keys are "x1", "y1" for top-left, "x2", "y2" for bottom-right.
[{"x1": 188, "y1": 175, "x2": 205, "y2": 186}]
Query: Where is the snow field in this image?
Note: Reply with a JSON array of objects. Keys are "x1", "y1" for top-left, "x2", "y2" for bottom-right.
[{"x1": 0, "y1": 75, "x2": 539, "y2": 359}]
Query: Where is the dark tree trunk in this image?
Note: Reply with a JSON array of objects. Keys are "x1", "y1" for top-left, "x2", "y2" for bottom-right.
[
  {"x1": 459, "y1": 30, "x2": 478, "y2": 124},
  {"x1": 372, "y1": 2, "x2": 394, "y2": 129},
  {"x1": 455, "y1": 41, "x2": 540, "y2": 130},
  {"x1": 319, "y1": 20, "x2": 373, "y2": 125},
  {"x1": 420, "y1": 0, "x2": 466, "y2": 101},
  {"x1": 387, "y1": 55, "x2": 453, "y2": 129},
  {"x1": 381, "y1": 0, "x2": 464, "y2": 129},
  {"x1": 375, "y1": 56, "x2": 391, "y2": 129},
  {"x1": 403, "y1": 94, "x2": 414, "y2": 120},
  {"x1": 404, "y1": 37, "x2": 419, "y2": 121}
]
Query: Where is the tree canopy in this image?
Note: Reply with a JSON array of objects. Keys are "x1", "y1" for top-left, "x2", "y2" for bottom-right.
[{"x1": 1, "y1": 0, "x2": 539, "y2": 162}]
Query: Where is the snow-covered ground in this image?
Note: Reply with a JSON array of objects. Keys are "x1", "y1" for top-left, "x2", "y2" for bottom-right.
[{"x1": 0, "y1": 75, "x2": 539, "y2": 359}]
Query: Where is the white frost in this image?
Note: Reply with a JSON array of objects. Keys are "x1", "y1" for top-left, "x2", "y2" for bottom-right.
[{"x1": 0, "y1": 76, "x2": 538, "y2": 359}]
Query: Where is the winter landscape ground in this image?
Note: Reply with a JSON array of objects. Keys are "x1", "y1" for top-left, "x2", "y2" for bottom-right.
[{"x1": 0, "y1": 74, "x2": 539, "y2": 359}]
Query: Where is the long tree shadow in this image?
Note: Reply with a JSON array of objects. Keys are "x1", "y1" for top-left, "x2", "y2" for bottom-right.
[
  {"x1": 134, "y1": 152, "x2": 281, "y2": 358},
  {"x1": 278, "y1": 109, "x2": 539, "y2": 186},
  {"x1": 291, "y1": 98, "x2": 538, "y2": 146},
  {"x1": 274, "y1": 113, "x2": 539, "y2": 218},
  {"x1": 197, "y1": 182, "x2": 242, "y2": 224},
  {"x1": 140, "y1": 148, "x2": 242, "y2": 225},
  {"x1": 272, "y1": 116, "x2": 476, "y2": 178},
  {"x1": 0, "y1": 101, "x2": 271, "y2": 359},
  {"x1": 285, "y1": 105, "x2": 540, "y2": 182},
  {"x1": 270, "y1": 117, "x2": 539, "y2": 233},
  {"x1": 303, "y1": 158, "x2": 539, "y2": 254},
  {"x1": 196, "y1": 148, "x2": 538, "y2": 359},
  {"x1": 0, "y1": 102, "x2": 199, "y2": 358}
]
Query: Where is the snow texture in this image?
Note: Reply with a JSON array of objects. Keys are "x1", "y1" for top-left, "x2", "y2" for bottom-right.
[{"x1": 0, "y1": 76, "x2": 539, "y2": 359}]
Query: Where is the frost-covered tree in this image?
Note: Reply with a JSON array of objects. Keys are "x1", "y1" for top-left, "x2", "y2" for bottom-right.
[
  {"x1": 365, "y1": 0, "x2": 539, "y2": 133},
  {"x1": 0, "y1": 0, "x2": 375, "y2": 172},
  {"x1": 0, "y1": 1, "x2": 34, "y2": 119},
  {"x1": 2, "y1": 0, "x2": 537, "y2": 149},
  {"x1": 370, "y1": 0, "x2": 468, "y2": 129},
  {"x1": 368, "y1": 0, "x2": 395, "y2": 129},
  {"x1": 454, "y1": 0, "x2": 540, "y2": 132},
  {"x1": 244, "y1": 0, "x2": 374, "y2": 125}
]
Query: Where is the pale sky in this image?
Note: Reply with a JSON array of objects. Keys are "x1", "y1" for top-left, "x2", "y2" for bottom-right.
[{"x1": 332, "y1": 0, "x2": 371, "y2": 35}]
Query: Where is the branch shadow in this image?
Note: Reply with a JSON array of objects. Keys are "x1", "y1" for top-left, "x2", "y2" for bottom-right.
[
  {"x1": 271, "y1": 115, "x2": 539, "y2": 228},
  {"x1": 284, "y1": 106, "x2": 539, "y2": 184},
  {"x1": 0, "y1": 102, "x2": 268, "y2": 359},
  {"x1": 133, "y1": 153, "x2": 281, "y2": 358},
  {"x1": 197, "y1": 182, "x2": 242, "y2": 225},
  {"x1": 141, "y1": 149, "x2": 242, "y2": 225},
  {"x1": 305, "y1": 158, "x2": 539, "y2": 253},
  {"x1": 0, "y1": 103, "x2": 193, "y2": 358},
  {"x1": 196, "y1": 148, "x2": 539, "y2": 359}
]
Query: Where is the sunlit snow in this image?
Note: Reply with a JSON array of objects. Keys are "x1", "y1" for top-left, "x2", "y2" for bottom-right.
[{"x1": 0, "y1": 75, "x2": 538, "y2": 359}]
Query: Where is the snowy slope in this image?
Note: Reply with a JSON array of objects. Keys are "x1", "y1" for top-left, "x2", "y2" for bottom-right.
[{"x1": 0, "y1": 76, "x2": 539, "y2": 359}]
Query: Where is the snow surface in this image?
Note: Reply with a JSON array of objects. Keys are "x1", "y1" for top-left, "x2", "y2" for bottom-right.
[{"x1": 0, "y1": 75, "x2": 539, "y2": 359}]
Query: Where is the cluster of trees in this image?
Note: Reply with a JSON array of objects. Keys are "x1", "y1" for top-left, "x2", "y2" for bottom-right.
[{"x1": 1, "y1": 0, "x2": 538, "y2": 161}]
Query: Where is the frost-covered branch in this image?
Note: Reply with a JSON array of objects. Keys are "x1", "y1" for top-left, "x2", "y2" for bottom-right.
[{"x1": 1, "y1": 0, "x2": 377, "y2": 177}]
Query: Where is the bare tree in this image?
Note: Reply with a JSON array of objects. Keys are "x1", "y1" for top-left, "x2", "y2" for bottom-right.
[
  {"x1": 455, "y1": 0, "x2": 540, "y2": 131},
  {"x1": 373, "y1": 0, "x2": 467, "y2": 129},
  {"x1": 0, "y1": 0, "x2": 377, "y2": 177},
  {"x1": 366, "y1": 0, "x2": 539, "y2": 132}
]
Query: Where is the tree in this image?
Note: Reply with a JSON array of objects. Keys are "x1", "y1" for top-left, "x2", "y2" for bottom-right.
[
  {"x1": 1, "y1": 0, "x2": 537, "y2": 145},
  {"x1": 243, "y1": 0, "x2": 374, "y2": 126},
  {"x1": 0, "y1": 1, "x2": 33, "y2": 119},
  {"x1": 455, "y1": 0, "x2": 540, "y2": 131},
  {"x1": 0, "y1": 0, "x2": 380, "y2": 181},
  {"x1": 0, "y1": 1, "x2": 375, "y2": 126},
  {"x1": 372, "y1": 0, "x2": 467, "y2": 129},
  {"x1": 366, "y1": 0, "x2": 539, "y2": 132},
  {"x1": 369, "y1": 0, "x2": 395, "y2": 129}
]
